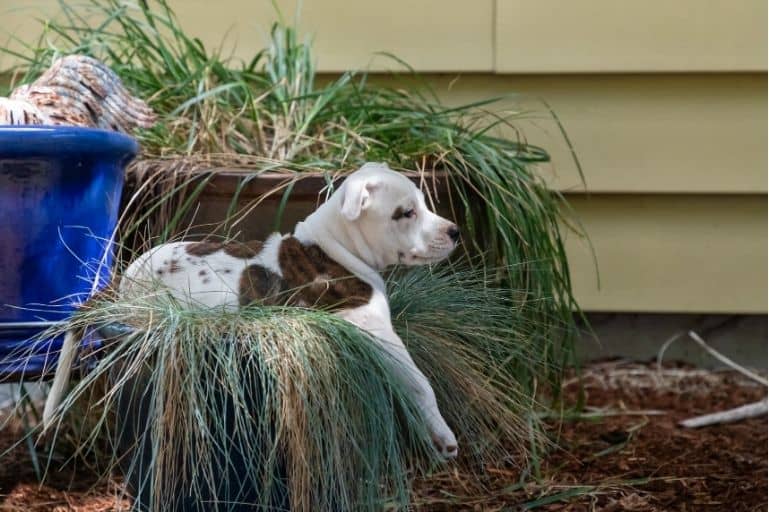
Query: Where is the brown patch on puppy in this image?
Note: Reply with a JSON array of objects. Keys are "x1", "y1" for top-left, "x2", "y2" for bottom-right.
[
  {"x1": 185, "y1": 240, "x2": 264, "y2": 259},
  {"x1": 223, "y1": 240, "x2": 263, "y2": 259},
  {"x1": 239, "y1": 265, "x2": 286, "y2": 306},
  {"x1": 391, "y1": 206, "x2": 405, "y2": 220},
  {"x1": 277, "y1": 237, "x2": 372, "y2": 310},
  {"x1": 185, "y1": 241, "x2": 222, "y2": 257},
  {"x1": 235, "y1": 237, "x2": 372, "y2": 309}
]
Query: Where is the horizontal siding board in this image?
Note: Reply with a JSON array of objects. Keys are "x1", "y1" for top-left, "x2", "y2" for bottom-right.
[
  {"x1": 6, "y1": 1, "x2": 767, "y2": 73},
  {"x1": 360, "y1": 73, "x2": 767, "y2": 194},
  {"x1": 496, "y1": 0, "x2": 768, "y2": 73},
  {"x1": 0, "y1": 0, "x2": 494, "y2": 72},
  {"x1": 282, "y1": 0, "x2": 494, "y2": 72},
  {"x1": 563, "y1": 194, "x2": 767, "y2": 314}
]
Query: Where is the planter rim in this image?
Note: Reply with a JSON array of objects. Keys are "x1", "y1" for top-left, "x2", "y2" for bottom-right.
[{"x1": 0, "y1": 125, "x2": 139, "y2": 158}]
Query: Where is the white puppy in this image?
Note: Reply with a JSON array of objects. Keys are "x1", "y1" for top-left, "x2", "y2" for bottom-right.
[{"x1": 43, "y1": 162, "x2": 460, "y2": 457}]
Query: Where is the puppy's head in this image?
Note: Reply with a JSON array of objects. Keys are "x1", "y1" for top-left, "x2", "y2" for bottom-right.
[{"x1": 339, "y1": 163, "x2": 460, "y2": 268}]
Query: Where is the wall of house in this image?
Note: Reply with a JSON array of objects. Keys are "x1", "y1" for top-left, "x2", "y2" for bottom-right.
[{"x1": 3, "y1": 0, "x2": 767, "y2": 315}]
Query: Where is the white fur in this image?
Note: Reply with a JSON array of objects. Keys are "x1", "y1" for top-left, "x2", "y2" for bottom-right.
[
  {"x1": 118, "y1": 234, "x2": 285, "y2": 309},
  {"x1": 43, "y1": 163, "x2": 460, "y2": 458}
]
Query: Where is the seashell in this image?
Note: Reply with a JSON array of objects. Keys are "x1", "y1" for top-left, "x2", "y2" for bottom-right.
[
  {"x1": 0, "y1": 97, "x2": 51, "y2": 125},
  {"x1": 10, "y1": 54, "x2": 156, "y2": 132}
]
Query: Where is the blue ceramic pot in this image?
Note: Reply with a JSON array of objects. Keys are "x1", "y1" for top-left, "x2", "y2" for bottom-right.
[{"x1": 0, "y1": 126, "x2": 137, "y2": 379}]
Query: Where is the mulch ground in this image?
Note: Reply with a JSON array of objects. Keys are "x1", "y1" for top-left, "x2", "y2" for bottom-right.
[
  {"x1": 1, "y1": 361, "x2": 766, "y2": 511},
  {"x1": 413, "y1": 361, "x2": 767, "y2": 511}
]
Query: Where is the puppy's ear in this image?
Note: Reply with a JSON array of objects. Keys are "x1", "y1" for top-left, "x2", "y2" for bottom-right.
[{"x1": 340, "y1": 177, "x2": 377, "y2": 221}]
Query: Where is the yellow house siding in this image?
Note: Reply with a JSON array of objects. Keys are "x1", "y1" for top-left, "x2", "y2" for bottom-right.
[
  {"x1": 372, "y1": 74, "x2": 767, "y2": 194},
  {"x1": 183, "y1": 0, "x2": 495, "y2": 72},
  {"x1": 495, "y1": 0, "x2": 768, "y2": 73},
  {"x1": 3, "y1": 1, "x2": 767, "y2": 73},
  {"x1": 563, "y1": 194, "x2": 767, "y2": 314},
  {"x1": 0, "y1": 1, "x2": 495, "y2": 72}
]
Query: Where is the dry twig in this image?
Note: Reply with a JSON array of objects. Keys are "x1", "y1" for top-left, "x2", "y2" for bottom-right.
[{"x1": 678, "y1": 331, "x2": 767, "y2": 428}]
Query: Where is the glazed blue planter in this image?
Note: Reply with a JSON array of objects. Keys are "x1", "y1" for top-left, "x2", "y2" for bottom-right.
[{"x1": 0, "y1": 126, "x2": 137, "y2": 379}]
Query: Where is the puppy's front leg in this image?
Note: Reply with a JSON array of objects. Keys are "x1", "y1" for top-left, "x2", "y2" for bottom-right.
[
  {"x1": 374, "y1": 325, "x2": 458, "y2": 458},
  {"x1": 339, "y1": 298, "x2": 458, "y2": 458}
]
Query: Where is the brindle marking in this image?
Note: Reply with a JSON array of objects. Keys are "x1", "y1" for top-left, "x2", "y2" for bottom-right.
[
  {"x1": 185, "y1": 241, "x2": 223, "y2": 257},
  {"x1": 239, "y1": 265, "x2": 286, "y2": 306},
  {"x1": 224, "y1": 240, "x2": 263, "y2": 258},
  {"x1": 186, "y1": 240, "x2": 264, "y2": 259},
  {"x1": 277, "y1": 237, "x2": 372, "y2": 310},
  {"x1": 235, "y1": 237, "x2": 372, "y2": 310}
]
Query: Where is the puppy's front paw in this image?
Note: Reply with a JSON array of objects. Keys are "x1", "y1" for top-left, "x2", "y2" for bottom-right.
[{"x1": 431, "y1": 426, "x2": 458, "y2": 459}]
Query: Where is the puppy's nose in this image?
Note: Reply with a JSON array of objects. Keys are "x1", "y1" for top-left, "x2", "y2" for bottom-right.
[{"x1": 447, "y1": 225, "x2": 460, "y2": 243}]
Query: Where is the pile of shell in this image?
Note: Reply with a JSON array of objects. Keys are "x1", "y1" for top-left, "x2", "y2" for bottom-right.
[{"x1": 0, "y1": 54, "x2": 155, "y2": 132}]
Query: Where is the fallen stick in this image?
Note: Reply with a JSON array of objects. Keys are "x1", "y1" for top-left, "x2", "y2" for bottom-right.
[
  {"x1": 678, "y1": 331, "x2": 767, "y2": 428},
  {"x1": 686, "y1": 331, "x2": 768, "y2": 387},
  {"x1": 679, "y1": 398, "x2": 768, "y2": 428}
]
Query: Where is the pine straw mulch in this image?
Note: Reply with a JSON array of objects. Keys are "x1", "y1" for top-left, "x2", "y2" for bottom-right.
[{"x1": 0, "y1": 361, "x2": 766, "y2": 511}]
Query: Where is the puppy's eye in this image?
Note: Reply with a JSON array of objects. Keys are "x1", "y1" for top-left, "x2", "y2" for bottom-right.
[{"x1": 392, "y1": 207, "x2": 417, "y2": 220}]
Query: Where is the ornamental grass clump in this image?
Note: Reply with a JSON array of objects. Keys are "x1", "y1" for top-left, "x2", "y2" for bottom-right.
[
  {"x1": 32, "y1": 264, "x2": 544, "y2": 511},
  {"x1": 3, "y1": 0, "x2": 584, "y2": 394}
]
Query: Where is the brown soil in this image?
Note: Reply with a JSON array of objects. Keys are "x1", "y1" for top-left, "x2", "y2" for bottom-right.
[{"x1": 1, "y1": 361, "x2": 766, "y2": 511}]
